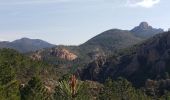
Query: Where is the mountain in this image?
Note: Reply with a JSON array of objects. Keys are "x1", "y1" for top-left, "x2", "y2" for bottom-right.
[
  {"x1": 131, "y1": 22, "x2": 164, "y2": 38},
  {"x1": 80, "y1": 29, "x2": 142, "y2": 56},
  {"x1": 81, "y1": 22, "x2": 163, "y2": 55},
  {"x1": 30, "y1": 22, "x2": 163, "y2": 65},
  {"x1": 0, "y1": 38, "x2": 55, "y2": 53},
  {"x1": 80, "y1": 31, "x2": 170, "y2": 87},
  {"x1": 30, "y1": 29, "x2": 142, "y2": 65}
]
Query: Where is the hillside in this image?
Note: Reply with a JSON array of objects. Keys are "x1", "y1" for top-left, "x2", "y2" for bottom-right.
[
  {"x1": 80, "y1": 31, "x2": 170, "y2": 87},
  {"x1": 0, "y1": 48, "x2": 58, "y2": 82},
  {"x1": 0, "y1": 38, "x2": 55, "y2": 53},
  {"x1": 80, "y1": 29, "x2": 142, "y2": 53},
  {"x1": 0, "y1": 48, "x2": 69, "y2": 99}
]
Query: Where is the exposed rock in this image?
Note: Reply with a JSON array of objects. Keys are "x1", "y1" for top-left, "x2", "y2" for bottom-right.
[
  {"x1": 139, "y1": 22, "x2": 152, "y2": 30},
  {"x1": 88, "y1": 50, "x2": 106, "y2": 60},
  {"x1": 50, "y1": 47, "x2": 77, "y2": 61},
  {"x1": 30, "y1": 50, "x2": 43, "y2": 60},
  {"x1": 131, "y1": 22, "x2": 164, "y2": 38}
]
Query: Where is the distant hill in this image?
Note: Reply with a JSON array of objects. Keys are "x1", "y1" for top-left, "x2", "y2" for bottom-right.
[
  {"x1": 80, "y1": 29, "x2": 142, "y2": 55},
  {"x1": 0, "y1": 38, "x2": 55, "y2": 53},
  {"x1": 131, "y1": 22, "x2": 164, "y2": 38},
  {"x1": 80, "y1": 31, "x2": 170, "y2": 87}
]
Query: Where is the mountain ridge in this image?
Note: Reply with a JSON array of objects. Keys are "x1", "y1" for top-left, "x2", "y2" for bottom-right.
[
  {"x1": 80, "y1": 31, "x2": 170, "y2": 87},
  {"x1": 27, "y1": 22, "x2": 165, "y2": 64},
  {"x1": 0, "y1": 37, "x2": 55, "y2": 53}
]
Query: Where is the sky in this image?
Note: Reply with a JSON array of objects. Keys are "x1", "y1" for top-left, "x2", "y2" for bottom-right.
[{"x1": 0, "y1": 0, "x2": 169, "y2": 45}]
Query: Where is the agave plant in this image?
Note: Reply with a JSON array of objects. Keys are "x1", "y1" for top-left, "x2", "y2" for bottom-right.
[{"x1": 56, "y1": 74, "x2": 83, "y2": 100}]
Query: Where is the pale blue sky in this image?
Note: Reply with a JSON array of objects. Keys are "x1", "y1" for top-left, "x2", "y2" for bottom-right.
[{"x1": 0, "y1": 0, "x2": 169, "y2": 45}]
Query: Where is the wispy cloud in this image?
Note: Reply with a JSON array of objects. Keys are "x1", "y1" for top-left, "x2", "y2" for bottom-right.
[{"x1": 127, "y1": 0, "x2": 160, "y2": 8}]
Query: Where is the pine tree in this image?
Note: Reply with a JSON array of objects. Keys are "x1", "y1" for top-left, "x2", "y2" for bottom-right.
[
  {"x1": 99, "y1": 77, "x2": 151, "y2": 100},
  {"x1": 20, "y1": 76, "x2": 52, "y2": 100},
  {"x1": 0, "y1": 59, "x2": 20, "y2": 100}
]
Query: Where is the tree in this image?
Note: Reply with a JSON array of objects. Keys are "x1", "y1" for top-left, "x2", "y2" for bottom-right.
[
  {"x1": 0, "y1": 59, "x2": 20, "y2": 100},
  {"x1": 20, "y1": 76, "x2": 52, "y2": 100},
  {"x1": 99, "y1": 77, "x2": 151, "y2": 100}
]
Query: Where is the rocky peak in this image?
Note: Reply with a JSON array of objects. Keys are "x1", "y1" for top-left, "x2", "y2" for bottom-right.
[
  {"x1": 50, "y1": 47, "x2": 77, "y2": 61},
  {"x1": 131, "y1": 22, "x2": 164, "y2": 38},
  {"x1": 139, "y1": 22, "x2": 151, "y2": 30}
]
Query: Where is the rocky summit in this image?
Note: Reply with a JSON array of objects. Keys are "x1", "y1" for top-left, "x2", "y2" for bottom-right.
[{"x1": 131, "y1": 22, "x2": 164, "y2": 38}]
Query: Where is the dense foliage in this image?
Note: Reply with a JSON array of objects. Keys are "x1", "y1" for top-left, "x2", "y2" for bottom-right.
[
  {"x1": 20, "y1": 77, "x2": 52, "y2": 100},
  {"x1": 0, "y1": 48, "x2": 56, "y2": 100}
]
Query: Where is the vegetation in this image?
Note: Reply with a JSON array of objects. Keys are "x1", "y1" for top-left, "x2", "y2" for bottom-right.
[
  {"x1": 98, "y1": 77, "x2": 151, "y2": 100},
  {"x1": 54, "y1": 75, "x2": 92, "y2": 100},
  {"x1": 20, "y1": 77, "x2": 52, "y2": 100},
  {"x1": 2, "y1": 31, "x2": 170, "y2": 100}
]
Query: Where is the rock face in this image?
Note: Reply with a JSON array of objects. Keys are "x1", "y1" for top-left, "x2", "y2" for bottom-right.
[
  {"x1": 131, "y1": 22, "x2": 164, "y2": 38},
  {"x1": 80, "y1": 31, "x2": 170, "y2": 87},
  {"x1": 138, "y1": 22, "x2": 152, "y2": 29},
  {"x1": 88, "y1": 49, "x2": 106, "y2": 60},
  {"x1": 80, "y1": 57, "x2": 107, "y2": 81},
  {"x1": 50, "y1": 47, "x2": 77, "y2": 61},
  {"x1": 30, "y1": 50, "x2": 43, "y2": 60}
]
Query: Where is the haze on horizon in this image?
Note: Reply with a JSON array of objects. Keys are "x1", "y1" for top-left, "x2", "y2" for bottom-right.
[{"x1": 0, "y1": 0, "x2": 169, "y2": 45}]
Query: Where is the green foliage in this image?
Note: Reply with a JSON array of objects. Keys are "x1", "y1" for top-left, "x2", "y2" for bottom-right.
[
  {"x1": 54, "y1": 76, "x2": 92, "y2": 100},
  {"x1": 0, "y1": 48, "x2": 57, "y2": 100},
  {"x1": 0, "y1": 80, "x2": 20, "y2": 100},
  {"x1": 99, "y1": 77, "x2": 151, "y2": 100},
  {"x1": 0, "y1": 49, "x2": 21, "y2": 99},
  {"x1": 20, "y1": 76, "x2": 52, "y2": 100},
  {"x1": 160, "y1": 91, "x2": 170, "y2": 100},
  {"x1": 2, "y1": 46, "x2": 170, "y2": 100},
  {"x1": 0, "y1": 61, "x2": 16, "y2": 85}
]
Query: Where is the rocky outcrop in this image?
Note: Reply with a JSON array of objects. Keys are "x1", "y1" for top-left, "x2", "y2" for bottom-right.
[
  {"x1": 131, "y1": 22, "x2": 164, "y2": 38},
  {"x1": 88, "y1": 50, "x2": 106, "y2": 60},
  {"x1": 30, "y1": 50, "x2": 43, "y2": 60},
  {"x1": 50, "y1": 47, "x2": 77, "y2": 61},
  {"x1": 80, "y1": 56, "x2": 116, "y2": 82}
]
